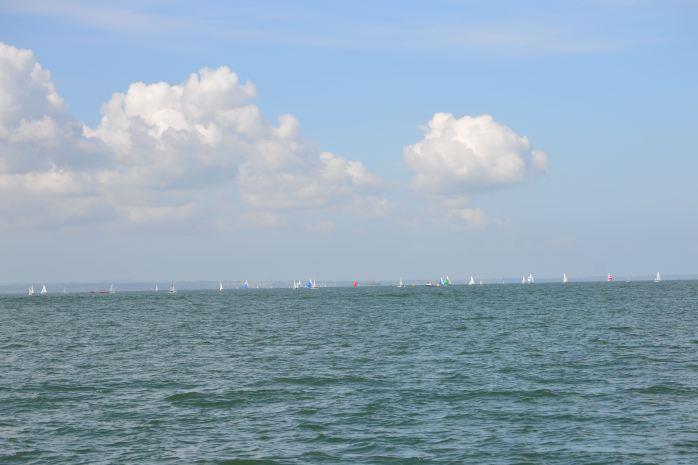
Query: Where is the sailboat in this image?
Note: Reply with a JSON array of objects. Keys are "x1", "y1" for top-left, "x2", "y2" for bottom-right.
[
  {"x1": 521, "y1": 275, "x2": 526, "y2": 284},
  {"x1": 218, "y1": 281, "x2": 224, "y2": 292},
  {"x1": 28, "y1": 285, "x2": 35, "y2": 296},
  {"x1": 438, "y1": 276, "x2": 445, "y2": 286},
  {"x1": 563, "y1": 273, "x2": 569, "y2": 284},
  {"x1": 155, "y1": 283, "x2": 159, "y2": 292},
  {"x1": 242, "y1": 280, "x2": 250, "y2": 289},
  {"x1": 607, "y1": 273, "x2": 614, "y2": 282},
  {"x1": 352, "y1": 280, "x2": 358, "y2": 288},
  {"x1": 397, "y1": 277, "x2": 405, "y2": 288},
  {"x1": 527, "y1": 273, "x2": 535, "y2": 284},
  {"x1": 109, "y1": 284, "x2": 116, "y2": 294},
  {"x1": 444, "y1": 276, "x2": 451, "y2": 286},
  {"x1": 40, "y1": 284, "x2": 47, "y2": 295},
  {"x1": 468, "y1": 275, "x2": 475, "y2": 286},
  {"x1": 654, "y1": 272, "x2": 661, "y2": 283},
  {"x1": 168, "y1": 281, "x2": 176, "y2": 294}
]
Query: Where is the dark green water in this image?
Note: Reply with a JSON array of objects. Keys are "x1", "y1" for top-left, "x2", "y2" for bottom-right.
[{"x1": 2, "y1": 282, "x2": 697, "y2": 464}]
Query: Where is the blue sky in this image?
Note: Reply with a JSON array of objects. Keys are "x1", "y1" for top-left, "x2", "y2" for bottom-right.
[{"x1": 0, "y1": 0, "x2": 697, "y2": 283}]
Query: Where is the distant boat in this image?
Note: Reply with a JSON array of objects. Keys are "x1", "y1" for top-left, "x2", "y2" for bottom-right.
[
  {"x1": 292, "y1": 280, "x2": 301, "y2": 289},
  {"x1": 305, "y1": 279, "x2": 318, "y2": 289},
  {"x1": 109, "y1": 284, "x2": 115, "y2": 294},
  {"x1": 468, "y1": 275, "x2": 475, "y2": 286},
  {"x1": 563, "y1": 273, "x2": 569, "y2": 284},
  {"x1": 607, "y1": 273, "x2": 614, "y2": 282},
  {"x1": 521, "y1": 275, "x2": 526, "y2": 284},
  {"x1": 218, "y1": 281, "x2": 224, "y2": 292},
  {"x1": 40, "y1": 284, "x2": 47, "y2": 295},
  {"x1": 397, "y1": 277, "x2": 405, "y2": 288},
  {"x1": 425, "y1": 281, "x2": 435, "y2": 287},
  {"x1": 27, "y1": 285, "x2": 35, "y2": 296},
  {"x1": 654, "y1": 272, "x2": 661, "y2": 283},
  {"x1": 527, "y1": 273, "x2": 535, "y2": 284},
  {"x1": 444, "y1": 276, "x2": 451, "y2": 286},
  {"x1": 242, "y1": 280, "x2": 250, "y2": 289},
  {"x1": 168, "y1": 281, "x2": 176, "y2": 294},
  {"x1": 439, "y1": 276, "x2": 445, "y2": 286},
  {"x1": 353, "y1": 280, "x2": 358, "y2": 288},
  {"x1": 155, "y1": 283, "x2": 159, "y2": 292}
]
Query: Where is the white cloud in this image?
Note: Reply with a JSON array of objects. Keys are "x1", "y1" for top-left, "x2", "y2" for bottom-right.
[
  {"x1": 85, "y1": 65, "x2": 383, "y2": 222},
  {"x1": 0, "y1": 42, "x2": 385, "y2": 230},
  {"x1": 404, "y1": 112, "x2": 548, "y2": 225},
  {"x1": 447, "y1": 208, "x2": 487, "y2": 228}
]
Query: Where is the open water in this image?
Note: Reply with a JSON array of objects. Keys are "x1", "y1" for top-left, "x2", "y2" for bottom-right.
[{"x1": 1, "y1": 281, "x2": 697, "y2": 464}]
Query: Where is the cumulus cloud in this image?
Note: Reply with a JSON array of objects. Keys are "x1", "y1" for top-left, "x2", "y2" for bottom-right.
[
  {"x1": 0, "y1": 43, "x2": 110, "y2": 229},
  {"x1": 404, "y1": 112, "x2": 548, "y2": 223},
  {"x1": 0, "y1": 42, "x2": 385, "y2": 229},
  {"x1": 447, "y1": 207, "x2": 487, "y2": 228},
  {"x1": 404, "y1": 112, "x2": 547, "y2": 194}
]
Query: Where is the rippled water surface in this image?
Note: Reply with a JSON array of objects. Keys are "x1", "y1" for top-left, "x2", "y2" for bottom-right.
[{"x1": 2, "y1": 282, "x2": 698, "y2": 464}]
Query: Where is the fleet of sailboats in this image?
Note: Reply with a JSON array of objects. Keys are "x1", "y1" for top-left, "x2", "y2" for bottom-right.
[{"x1": 19, "y1": 271, "x2": 669, "y2": 296}]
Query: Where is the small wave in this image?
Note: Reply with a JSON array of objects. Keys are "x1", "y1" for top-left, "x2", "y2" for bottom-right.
[
  {"x1": 630, "y1": 384, "x2": 697, "y2": 395},
  {"x1": 405, "y1": 388, "x2": 571, "y2": 404},
  {"x1": 165, "y1": 391, "x2": 246, "y2": 408},
  {"x1": 0, "y1": 343, "x2": 26, "y2": 349},
  {"x1": 217, "y1": 460, "x2": 281, "y2": 465},
  {"x1": 272, "y1": 375, "x2": 370, "y2": 386}
]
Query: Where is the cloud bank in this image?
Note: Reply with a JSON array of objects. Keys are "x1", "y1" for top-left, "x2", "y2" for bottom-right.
[
  {"x1": 404, "y1": 112, "x2": 548, "y2": 224},
  {"x1": 0, "y1": 42, "x2": 384, "y2": 229}
]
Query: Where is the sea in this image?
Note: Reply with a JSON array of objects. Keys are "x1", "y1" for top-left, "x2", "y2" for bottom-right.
[{"x1": 1, "y1": 281, "x2": 697, "y2": 464}]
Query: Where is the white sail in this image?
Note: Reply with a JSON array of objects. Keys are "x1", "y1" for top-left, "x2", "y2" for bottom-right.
[
  {"x1": 40, "y1": 284, "x2": 47, "y2": 295},
  {"x1": 155, "y1": 283, "x2": 159, "y2": 292},
  {"x1": 522, "y1": 275, "x2": 526, "y2": 284},
  {"x1": 109, "y1": 284, "x2": 115, "y2": 294},
  {"x1": 28, "y1": 285, "x2": 34, "y2": 296},
  {"x1": 397, "y1": 277, "x2": 404, "y2": 288},
  {"x1": 527, "y1": 273, "x2": 534, "y2": 284},
  {"x1": 169, "y1": 281, "x2": 176, "y2": 294},
  {"x1": 563, "y1": 273, "x2": 568, "y2": 284},
  {"x1": 654, "y1": 272, "x2": 661, "y2": 282},
  {"x1": 219, "y1": 281, "x2": 224, "y2": 291},
  {"x1": 468, "y1": 275, "x2": 475, "y2": 286}
]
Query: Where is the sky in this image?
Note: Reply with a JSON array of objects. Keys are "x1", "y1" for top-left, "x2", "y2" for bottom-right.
[{"x1": 0, "y1": 0, "x2": 697, "y2": 283}]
